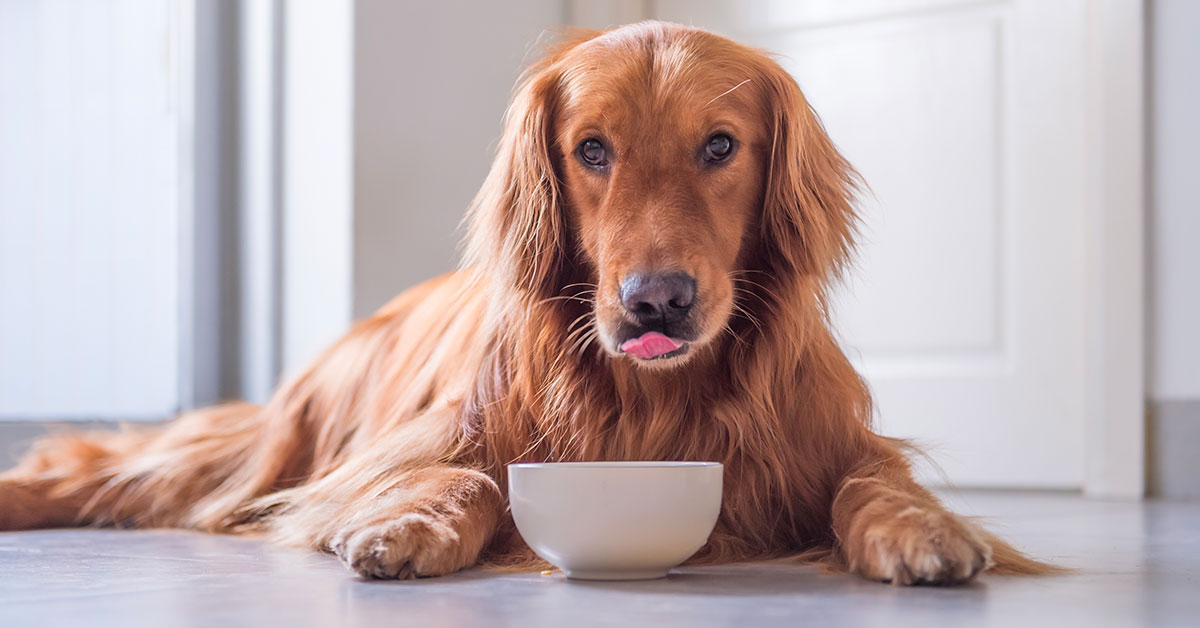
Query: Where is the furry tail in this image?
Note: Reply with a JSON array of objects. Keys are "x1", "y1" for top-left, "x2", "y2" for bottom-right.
[
  {"x1": 0, "y1": 424, "x2": 156, "y2": 530},
  {"x1": 981, "y1": 528, "x2": 1067, "y2": 575},
  {"x1": 0, "y1": 402, "x2": 265, "y2": 531}
]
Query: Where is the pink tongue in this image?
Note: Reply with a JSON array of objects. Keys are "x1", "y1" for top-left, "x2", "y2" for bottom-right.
[{"x1": 619, "y1": 332, "x2": 684, "y2": 359}]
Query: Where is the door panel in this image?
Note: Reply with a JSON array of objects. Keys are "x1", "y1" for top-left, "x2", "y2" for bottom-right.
[
  {"x1": 0, "y1": 0, "x2": 183, "y2": 420},
  {"x1": 655, "y1": 0, "x2": 1087, "y2": 487}
]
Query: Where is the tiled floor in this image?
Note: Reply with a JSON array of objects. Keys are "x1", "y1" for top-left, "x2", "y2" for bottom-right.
[{"x1": 0, "y1": 491, "x2": 1196, "y2": 627}]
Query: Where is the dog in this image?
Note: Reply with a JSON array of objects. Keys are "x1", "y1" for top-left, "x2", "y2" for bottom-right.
[{"x1": 0, "y1": 21, "x2": 1049, "y2": 585}]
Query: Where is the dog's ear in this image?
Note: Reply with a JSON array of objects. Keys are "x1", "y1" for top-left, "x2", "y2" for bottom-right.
[
  {"x1": 464, "y1": 55, "x2": 570, "y2": 297},
  {"x1": 757, "y1": 61, "x2": 862, "y2": 284}
]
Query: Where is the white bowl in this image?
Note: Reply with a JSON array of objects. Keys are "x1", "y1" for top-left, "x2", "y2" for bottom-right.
[{"x1": 507, "y1": 461, "x2": 723, "y2": 580}]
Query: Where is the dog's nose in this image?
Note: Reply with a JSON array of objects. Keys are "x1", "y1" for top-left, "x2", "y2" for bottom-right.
[{"x1": 619, "y1": 272, "x2": 696, "y2": 326}]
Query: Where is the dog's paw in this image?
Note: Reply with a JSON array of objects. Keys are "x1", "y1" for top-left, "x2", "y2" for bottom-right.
[
  {"x1": 329, "y1": 512, "x2": 469, "y2": 579},
  {"x1": 847, "y1": 505, "x2": 994, "y2": 586}
]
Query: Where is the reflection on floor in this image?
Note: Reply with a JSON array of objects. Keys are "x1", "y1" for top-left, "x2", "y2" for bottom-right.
[{"x1": 1, "y1": 492, "x2": 1196, "y2": 627}]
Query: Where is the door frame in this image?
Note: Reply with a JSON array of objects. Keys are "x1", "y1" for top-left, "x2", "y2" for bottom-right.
[
  {"x1": 185, "y1": 0, "x2": 354, "y2": 407},
  {"x1": 1081, "y1": 0, "x2": 1145, "y2": 498}
]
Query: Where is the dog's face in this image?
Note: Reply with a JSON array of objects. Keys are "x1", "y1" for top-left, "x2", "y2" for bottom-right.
[
  {"x1": 554, "y1": 33, "x2": 771, "y2": 368},
  {"x1": 469, "y1": 23, "x2": 859, "y2": 371}
]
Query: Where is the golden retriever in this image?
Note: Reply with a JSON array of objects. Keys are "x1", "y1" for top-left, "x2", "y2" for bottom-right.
[{"x1": 0, "y1": 22, "x2": 1048, "y2": 585}]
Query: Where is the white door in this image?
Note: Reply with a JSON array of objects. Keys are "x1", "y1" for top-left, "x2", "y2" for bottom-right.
[
  {"x1": 0, "y1": 0, "x2": 186, "y2": 420},
  {"x1": 653, "y1": 0, "x2": 1091, "y2": 488}
]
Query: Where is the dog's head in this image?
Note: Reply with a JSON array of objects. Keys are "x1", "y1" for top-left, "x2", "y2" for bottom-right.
[{"x1": 467, "y1": 22, "x2": 859, "y2": 369}]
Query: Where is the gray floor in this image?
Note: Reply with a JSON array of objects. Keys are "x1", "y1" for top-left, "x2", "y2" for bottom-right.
[{"x1": 0, "y1": 492, "x2": 1196, "y2": 628}]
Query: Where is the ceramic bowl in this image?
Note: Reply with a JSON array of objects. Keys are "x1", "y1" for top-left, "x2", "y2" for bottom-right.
[{"x1": 507, "y1": 461, "x2": 723, "y2": 580}]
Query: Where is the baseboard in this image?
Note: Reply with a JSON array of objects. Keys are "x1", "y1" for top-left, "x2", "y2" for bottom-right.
[
  {"x1": 4, "y1": 407, "x2": 1196, "y2": 500},
  {"x1": 0, "y1": 421, "x2": 124, "y2": 471},
  {"x1": 1148, "y1": 400, "x2": 1200, "y2": 500}
]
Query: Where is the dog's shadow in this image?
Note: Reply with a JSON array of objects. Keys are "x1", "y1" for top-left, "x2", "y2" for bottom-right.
[{"x1": 365, "y1": 563, "x2": 988, "y2": 598}]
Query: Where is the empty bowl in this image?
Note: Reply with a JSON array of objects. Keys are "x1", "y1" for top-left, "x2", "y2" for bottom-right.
[{"x1": 507, "y1": 461, "x2": 723, "y2": 580}]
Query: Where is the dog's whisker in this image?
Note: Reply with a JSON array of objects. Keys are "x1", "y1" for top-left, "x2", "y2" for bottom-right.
[
  {"x1": 559, "y1": 282, "x2": 599, "y2": 291},
  {"x1": 729, "y1": 294, "x2": 766, "y2": 336},
  {"x1": 727, "y1": 273, "x2": 785, "y2": 306},
  {"x1": 722, "y1": 322, "x2": 750, "y2": 348},
  {"x1": 535, "y1": 294, "x2": 594, "y2": 307}
]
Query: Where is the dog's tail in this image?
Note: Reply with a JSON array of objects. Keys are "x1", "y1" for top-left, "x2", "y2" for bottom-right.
[
  {"x1": 980, "y1": 528, "x2": 1066, "y2": 575},
  {"x1": 0, "y1": 402, "x2": 269, "y2": 531}
]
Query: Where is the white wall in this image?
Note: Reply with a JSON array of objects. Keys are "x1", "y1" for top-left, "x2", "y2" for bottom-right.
[
  {"x1": 1150, "y1": 0, "x2": 1200, "y2": 402},
  {"x1": 271, "y1": 0, "x2": 567, "y2": 372},
  {"x1": 351, "y1": 0, "x2": 565, "y2": 317}
]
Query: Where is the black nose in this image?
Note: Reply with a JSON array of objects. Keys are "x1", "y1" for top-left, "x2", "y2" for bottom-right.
[{"x1": 619, "y1": 271, "x2": 697, "y2": 326}]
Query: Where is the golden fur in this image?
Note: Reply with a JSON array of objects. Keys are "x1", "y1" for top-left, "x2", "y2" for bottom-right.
[{"x1": 0, "y1": 22, "x2": 1051, "y2": 585}]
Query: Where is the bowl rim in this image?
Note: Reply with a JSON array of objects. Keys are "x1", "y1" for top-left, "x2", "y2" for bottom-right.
[{"x1": 507, "y1": 461, "x2": 722, "y2": 470}]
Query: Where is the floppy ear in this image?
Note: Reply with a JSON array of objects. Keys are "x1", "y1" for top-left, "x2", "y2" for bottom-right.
[
  {"x1": 463, "y1": 59, "x2": 567, "y2": 297},
  {"x1": 758, "y1": 61, "x2": 862, "y2": 285}
]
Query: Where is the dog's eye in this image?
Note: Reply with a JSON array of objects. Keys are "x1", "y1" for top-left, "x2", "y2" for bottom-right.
[
  {"x1": 577, "y1": 138, "x2": 609, "y2": 168},
  {"x1": 704, "y1": 134, "x2": 734, "y2": 162}
]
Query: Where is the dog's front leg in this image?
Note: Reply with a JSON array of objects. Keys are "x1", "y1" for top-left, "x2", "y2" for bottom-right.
[
  {"x1": 325, "y1": 465, "x2": 503, "y2": 579},
  {"x1": 831, "y1": 466, "x2": 993, "y2": 585}
]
